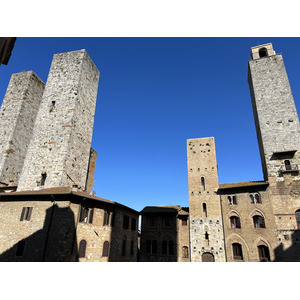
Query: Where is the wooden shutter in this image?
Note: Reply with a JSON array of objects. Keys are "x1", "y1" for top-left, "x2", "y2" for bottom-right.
[
  {"x1": 88, "y1": 208, "x2": 94, "y2": 224},
  {"x1": 20, "y1": 207, "x2": 26, "y2": 221},
  {"x1": 26, "y1": 207, "x2": 33, "y2": 221}
]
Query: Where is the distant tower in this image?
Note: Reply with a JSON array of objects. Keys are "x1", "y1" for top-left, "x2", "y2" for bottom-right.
[
  {"x1": 0, "y1": 71, "x2": 45, "y2": 187},
  {"x1": 187, "y1": 137, "x2": 226, "y2": 262},
  {"x1": 248, "y1": 43, "x2": 300, "y2": 181},
  {"x1": 17, "y1": 50, "x2": 100, "y2": 191}
]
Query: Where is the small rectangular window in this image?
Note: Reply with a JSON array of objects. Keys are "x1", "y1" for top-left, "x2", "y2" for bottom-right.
[
  {"x1": 79, "y1": 206, "x2": 94, "y2": 224},
  {"x1": 131, "y1": 218, "x2": 137, "y2": 231},
  {"x1": 20, "y1": 207, "x2": 33, "y2": 221},
  {"x1": 123, "y1": 215, "x2": 129, "y2": 229}
]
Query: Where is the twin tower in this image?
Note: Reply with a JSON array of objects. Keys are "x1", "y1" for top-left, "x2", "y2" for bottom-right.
[{"x1": 0, "y1": 50, "x2": 100, "y2": 192}]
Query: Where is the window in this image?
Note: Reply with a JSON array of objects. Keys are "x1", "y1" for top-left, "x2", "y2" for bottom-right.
[
  {"x1": 250, "y1": 193, "x2": 261, "y2": 204},
  {"x1": 201, "y1": 177, "x2": 205, "y2": 190},
  {"x1": 285, "y1": 160, "x2": 291, "y2": 170},
  {"x1": 103, "y1": 210, "x2": 111, "y2": 226},
  {"x1": 182, "y1": 246, "x2": 189, "y2": 258},
  {"x1": 205, "y1": 231, "x2": 209, "y2": 240},
  {"x1": 78, "y1": 240, "x2": 87, "y2": 258},
  {"x1": 20, "y1": 207, "x2": 33, "y2": 221},
  {"x1": 148, "y1": 216, "x2": 156, "y2": 227},
  {"x1": 79, "y1": 206, "x2": 94, "y2": 224},
  {"x1": 131, "y1": 217, "x2": 137, "y2": 231},
  {"x1": 123, "y1": 215, "x2": 129, "y2": 229},
  {"x1": 152, "y1": 240, "x2": 157, "y2": 254},
  {"x1": 182, "y1": 217, "x2": 187, "y2": 226},
  {"x1": 16, "y1": 240, "x2": 25, "y2": 256},
  {"x1": 232, "y1": 243, "x2": 243, "y2": 260},
  {"x1": 102, "y1": 241, "x2": 109, "y2": 257},
  {"x1": 203, "y1": 203, "x2": 207, "y2": 217},
  {"x1": 165, "y1": 216, "x2": 171, "y2": 227},
  {"x1": 169, "y1": 241, "x2": 174, "y2": 255},
  {"x1": 122, "y1": 239, "x2": 126, "y2": 256},
  {"x1": 146, "y1": 240, "x2": 151, "y2": 253},
  {"x1": 258, "y1": 245, "x2": 270, "y2": 262},
  {"x1": 230, "y1": 216, "x2": 241, "y2": 228},
  {"x1": 162, "y1": 240, "x2": 167, "y2": 254},
  {"x1": 295, "y1": 210, "x2": 300, "y2": 229},
  {"x1": 130, "y1": 240, "x2": 134, "y2": 255},
  {"x1": 253, "y1": 215, "x2": 265, "y2": 228},
  {"x1": 40, "y1": 173, "x2": 47, "y2": 186},
  {"x1": 259, "y1": 47, "x2": 268, "y2": 58}
]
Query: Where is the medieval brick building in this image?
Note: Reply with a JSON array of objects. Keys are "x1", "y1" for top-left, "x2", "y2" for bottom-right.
[
  {"x1": 0, "y1": 49, "x2": 139, "y2": 262},
  {"x1": 187, "y1": 43, "x2": 300, "y2": 262}
]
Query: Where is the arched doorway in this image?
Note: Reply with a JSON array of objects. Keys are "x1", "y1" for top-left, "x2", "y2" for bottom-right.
[{"x1": 202, "y1": 252, "x2": 215, "y2": 262}]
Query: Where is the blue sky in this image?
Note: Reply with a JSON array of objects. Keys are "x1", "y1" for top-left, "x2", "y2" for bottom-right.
[{"x1": 1, "y1": 37, "x2": 300, "y2": 212}]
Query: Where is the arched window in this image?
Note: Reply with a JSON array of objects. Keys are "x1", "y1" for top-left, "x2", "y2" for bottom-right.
[
  {"x1": 230, "y1": 216, "x2": 241, "y2": 228},
  {"x1": 250, "y1": 193, "x2": 261, "y2": 204},
  {"x1": 102, "y1": 241, "x2": 109, "y2": 257},
  {"x1": 258, "y1": 245, "x2": 270, "y2": 261},
  {"x1": 295, "y1": 210, "x2": 300, "y2": 229},
  {"x1": 152, "y1": 240, "x2": 157, "y2": 254},
  {"x1": 78, "y1": 240, "x2": 87, "y2": 258},
  {"x1": 253, "y1": 215, "x2": 265, "y2": 228},
  {"x1": 182, "y1": 246, "x2": 189, "y2": 258},
  {"x1": 146, "y1": 240, "x2": 151, "y2": 253},
  {"x1": 169, "y1": 241, "x2": 174, "y2": 255},
  {"x1": 228, "y1": 196, "x2": 232, "y2": 205},
  {"x1": 232, "y1": 195, "x2": 237, "y2": 205},
  {"x1": 201, "y1": 177, "x2": 205, "y2": 190},
  {"x1": 203, "y1": 203, "x2": 207, "y2": 217},
  {"x1": 232, "y1": 243, "x2": 243, "y2": 260},
  {"x1": 259, "y1": 48, "x2": 268, "y2": 58},
  {"x1": 162, "y1": 240, "x2": 167, "y2": 254}
]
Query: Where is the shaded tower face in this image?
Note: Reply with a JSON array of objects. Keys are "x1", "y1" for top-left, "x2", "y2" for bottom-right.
[
  {"x1": 187, "y1": 137, "x2": 225, "y2": 262},
  {"x1": 17, "y1": 50, "x2": 100, "y2": 191},
  {"x1": 248, "y1": 43, "x2": 300, "y2": 181}
]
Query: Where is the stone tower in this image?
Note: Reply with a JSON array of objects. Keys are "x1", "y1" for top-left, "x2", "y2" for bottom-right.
[
  {"x1": 17, "y1": 50, "x2": 100, "y2": 191},
  {"x1": 0, "y1": 71, "x2": 45, "y2": 187},
  {"x1": 187, "y1": 137, "x2": 226, "y2": 262},
  {"x1": 248, "y1": 43, "x2": 300, "y2": 182}
]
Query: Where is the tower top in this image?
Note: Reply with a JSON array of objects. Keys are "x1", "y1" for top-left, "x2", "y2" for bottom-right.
[{"x1": 250, "y1": 43, "x2": 276, "y2": 60}]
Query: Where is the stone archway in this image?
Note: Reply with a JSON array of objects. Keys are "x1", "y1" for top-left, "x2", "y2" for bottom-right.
[{"x1": 202, "y1": 252, "x2": 215, "y2": 262}]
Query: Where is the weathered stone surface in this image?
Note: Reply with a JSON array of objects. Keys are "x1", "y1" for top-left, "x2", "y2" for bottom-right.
[
  {"x1": 17, "y1": 50, "x2": 100, "y2": 191},
  {"x1": 0, "y1": 71, "x2": 45, "y2": 187}
]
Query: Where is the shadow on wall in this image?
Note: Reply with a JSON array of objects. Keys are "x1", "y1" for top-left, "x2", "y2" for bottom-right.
[
  {"x1": 0, "y1": 204, "x2": 78, "y2": 262},
  {"x1": 273, "y1": 230, "x2": 300, "y2": 262}
]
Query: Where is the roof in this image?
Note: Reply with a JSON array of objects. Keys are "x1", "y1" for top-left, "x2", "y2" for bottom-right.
[
  {"x1": 140, "y1": 205, "x2": 181, "y2": 214},
  {"x1": 218, "y1": 181, "x2": 268, "y2": 190},
  {"x1": 0, "y1": 186, "x2": 139, "y2": 214}
]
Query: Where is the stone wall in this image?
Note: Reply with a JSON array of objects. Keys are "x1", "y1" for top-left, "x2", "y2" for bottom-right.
[
  {"x1": 17, "y1": 50, "x2": 100, "y2": 191},
  {"x1": 0, "y1": 71, "x2": 44, "y2": 187},
  {"x1": 187, "y1": 137, "x2": 226, "y2": 262}
]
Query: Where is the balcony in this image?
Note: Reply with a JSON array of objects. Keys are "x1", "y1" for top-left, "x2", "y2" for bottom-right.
[{"x1": 279, "y1": 164, "x2": 299, "y2": 174}]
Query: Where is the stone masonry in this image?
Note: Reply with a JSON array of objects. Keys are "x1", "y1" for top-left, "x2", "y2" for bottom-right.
[
  {"x1": 248, "y1": 43, "x2": 300, "y2": 181},
  {"x1": 0, "y1": 71, "x2": 45, "y2": 187},
  {"x1": 187, "y1": 137, "x2": 226, "y2": 262},
  {"x1": 17, "y1": 50, "x2": 100, "y2": 191}
]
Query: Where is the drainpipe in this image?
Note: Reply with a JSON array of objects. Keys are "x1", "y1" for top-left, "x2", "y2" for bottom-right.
[{"x1": 219, "y1": 194, "x2": 227, "y2": 262}]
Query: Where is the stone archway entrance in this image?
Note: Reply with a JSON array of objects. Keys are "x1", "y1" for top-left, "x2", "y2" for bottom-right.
[{"x1": 202, "y1": 252, "x2": 215, "y2": 262}]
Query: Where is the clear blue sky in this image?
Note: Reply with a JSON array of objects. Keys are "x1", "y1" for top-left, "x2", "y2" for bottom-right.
[{"x1": 1, "y1": 37, "x2": 300, "y2": 212}]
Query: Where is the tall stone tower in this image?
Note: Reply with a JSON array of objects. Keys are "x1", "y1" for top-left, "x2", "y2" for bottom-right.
[
  {"x1": 17, "y1": 50, "x2": 100, "y2": 191},
  {"x1": 248, "y1": 43, "x2": 300, "y2": 182},
  {"x1": 187, "y1": 137, "x2": 226, "y2": 262},
  {"x1": 0, "y1": 71, "x2": 45, "y2": 187}
]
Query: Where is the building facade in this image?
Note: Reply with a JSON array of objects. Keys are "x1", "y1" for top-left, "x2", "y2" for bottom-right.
[
  {"x1": 139, "y1": 206, "x2": 189, "y2": 262},
  {"x1": 187, "y1": 43, "x2": 300, "y2": 262}
]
